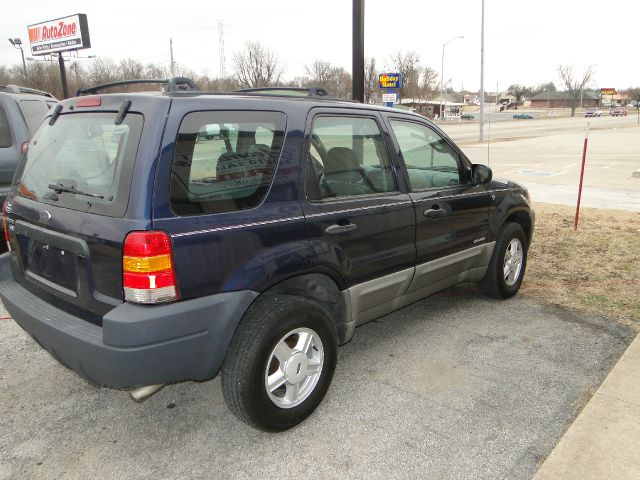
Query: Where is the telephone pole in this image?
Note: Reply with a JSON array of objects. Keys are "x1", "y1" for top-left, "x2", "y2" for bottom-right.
[
  {"x1": 169, "y1": 38, "x2": 176, "y2": 76},
  {"x1": 218, "y1": 21, "x2": 226, "y2": 78}
]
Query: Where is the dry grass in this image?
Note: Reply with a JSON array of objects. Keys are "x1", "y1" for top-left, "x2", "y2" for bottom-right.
[{"x1": 522, "y1": 202, "x2": 640, "y2": 330}]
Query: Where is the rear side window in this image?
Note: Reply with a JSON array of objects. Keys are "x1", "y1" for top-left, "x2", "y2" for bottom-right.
[
  {"x1": 170, "y1": 111, "x2": 286, "y2": 216},
  {"x1": 17, "y1": 112, "x2": 143, "y2": 217},
  {"x1": 19, "y1": 100, "x2": 49, "y2": 135},
  {"x1": 0, "y1": 104, "x2": 11, "y2": 147},
  {"x1": 305, "y1": 116, "x2": 396, "y2": 201}
]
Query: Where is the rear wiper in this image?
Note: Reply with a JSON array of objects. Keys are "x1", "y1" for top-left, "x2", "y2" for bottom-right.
[{"x1": 47, "y1": 183, "x2": 104, "y2": 199}]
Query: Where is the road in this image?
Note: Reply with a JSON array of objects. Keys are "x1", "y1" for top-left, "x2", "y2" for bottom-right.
[
  {"x1": 0, "y1": 288, "x2": 633, "y2": 480},
  {"x1": 442, "y1": 114, "x2": 639, "y2": 145},
  {"x1": 441, "y1": 115, "x2": 640, "y2": 211}
]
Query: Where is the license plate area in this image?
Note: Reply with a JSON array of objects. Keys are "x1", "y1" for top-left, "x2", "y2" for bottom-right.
[{"x1": 26, "y1": 240, "x2": 79, "y2": 295}]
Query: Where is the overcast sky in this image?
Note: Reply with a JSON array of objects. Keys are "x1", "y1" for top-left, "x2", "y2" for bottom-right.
[{"x1": 1, "y1": 0, "x2": 638, "y2": 92}]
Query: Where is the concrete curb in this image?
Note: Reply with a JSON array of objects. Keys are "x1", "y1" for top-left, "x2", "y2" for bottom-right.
[{"x1": 532, "y1": 332, "x2": 640, "y2": 480}]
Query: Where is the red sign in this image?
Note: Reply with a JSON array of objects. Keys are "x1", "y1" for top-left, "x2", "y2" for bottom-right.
[{"x1": 27, "y1": 14, "x2": 91, "y2": 56}]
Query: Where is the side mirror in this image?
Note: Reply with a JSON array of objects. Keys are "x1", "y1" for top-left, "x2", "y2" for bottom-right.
[{"x1": 472, "y1": 164, "x2": 492, "y2": 185}]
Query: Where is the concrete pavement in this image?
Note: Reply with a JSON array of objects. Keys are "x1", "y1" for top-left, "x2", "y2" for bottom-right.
[{"x1": 533, "y1": 333, "x2": 640, "y2": 480}]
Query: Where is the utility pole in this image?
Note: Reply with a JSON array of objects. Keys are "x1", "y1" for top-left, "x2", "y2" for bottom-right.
[
  {"x1": 218, "y1": 22, "x2": 226, "y2": 78},
  {"x1": 170, "y1": 38, "x2": 176, "y2": 77},
  {"x1": 352, "y1": 0, "x2": 365, "y2": 103},
  {"x1": 479, "y1": 0, "x2": 485, "y2": 142}
]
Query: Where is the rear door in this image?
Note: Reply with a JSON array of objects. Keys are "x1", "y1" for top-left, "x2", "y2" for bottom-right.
[
  {"x1": 384, "y1": 116, "x2": 492, "y2": 292},
  {"x1": 301, "y1": 108, "x2": 415, "y2": 319}
]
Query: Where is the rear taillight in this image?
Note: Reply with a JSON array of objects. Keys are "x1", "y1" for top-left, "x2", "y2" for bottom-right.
[
  {"x1": 123, "y1": 231, "x2": 179, "y2": 304},
  {"x1": 21, "y1": 142, "x2": 29, "y2": 155},
  {"x1": 2, "y1": 202, "x2": 9, "y2": 249}
]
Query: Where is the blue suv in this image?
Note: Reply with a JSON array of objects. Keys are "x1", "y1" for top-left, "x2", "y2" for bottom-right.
[{"x1": 0, "y1": 78, "x2": 534, "y2": 431}]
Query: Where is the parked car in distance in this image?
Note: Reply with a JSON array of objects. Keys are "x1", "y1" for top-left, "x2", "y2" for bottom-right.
[
  {"x1": 0, "y1": 78, "x2": 535, "y2": 432},
  {"x1": 513, "y1": 112, "x2": 533, "y2": 119},
  {"x1": 0, "y1": 85, "x2": 58, "y2": 251},
  {"x1": 611, "y1": 107, "x2": 627, "y2": 117},
  {"x1": 584, "y1": 108, "x2": 602, "y2": 117},
  {"x1": 460, "y1": 113, "x2": 475, "y2": 120}
]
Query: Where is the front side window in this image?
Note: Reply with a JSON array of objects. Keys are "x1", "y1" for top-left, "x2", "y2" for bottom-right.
[
  {"x1": 306, "y1": 116, "x2": 396, "y2": 200},
  {"x1": 389, "y1": 120, "x2": 464, "y2": 190},
  {"x1": 170, "y1": 111, "x2": 286, "y2": 216}
]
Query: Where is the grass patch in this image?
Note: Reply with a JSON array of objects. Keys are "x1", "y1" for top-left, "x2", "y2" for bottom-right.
[{"x1": 522, "y1": 202, "x2": 640, "y2": 330}]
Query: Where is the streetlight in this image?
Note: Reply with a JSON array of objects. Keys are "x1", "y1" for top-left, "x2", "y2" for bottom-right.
[
  {"x1": 8, "y1": 38, "x2": 27, "y2": 78},
  {"x1": 440, "y1": 35, "x2": 463, "y2": 120}
]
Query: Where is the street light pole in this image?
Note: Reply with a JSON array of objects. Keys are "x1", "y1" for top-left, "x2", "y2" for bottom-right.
[
  {"x1": 440, "y1": 35, "x2": 464, "y2": 121},
  {"x1": 8, "y1": 38, "x2": 27, "y2": 79},
  {"x1": 479, "y1": 0, "x2": 485, "y2": 142}
]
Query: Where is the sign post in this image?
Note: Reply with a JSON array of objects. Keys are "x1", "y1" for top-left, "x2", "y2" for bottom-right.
[
  {"x1": 574, "y1": 123, "x2": 590, "y2": 230},
  {"x1": 379, "y1": 73, "x2": 402, "y2": 107}
]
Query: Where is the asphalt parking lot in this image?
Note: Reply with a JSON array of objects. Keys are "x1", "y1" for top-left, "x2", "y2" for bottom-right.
[{"x1": 0, "y1": 286, "x2": 633, "y2": 480}]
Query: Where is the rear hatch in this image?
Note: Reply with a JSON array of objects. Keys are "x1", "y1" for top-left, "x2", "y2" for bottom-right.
[{"x1": 5, "y1": 95, "x2": 170, "y2": 325}]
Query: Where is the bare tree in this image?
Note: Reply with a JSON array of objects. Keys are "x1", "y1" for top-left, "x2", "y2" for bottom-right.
[
  {"x1": 389, "y1": 51, "x2": 420, "y2": 99},
  {"x1": 233, "y1": 41, "x2": 284, "y2": 88},
  {"x1": 87, "y1": 58, "x2": 119, "y2": 86},
  {"x1": 304, "y1": 60, "x2": 335, "y2": 87},
  {"x1": 363, "y1": 57, "x2": 378, "y2": 104},
  {"x1": 418, "y1": 66, "x2": 438, "y2": 101},
  {"x1": 558, "y1": 65, "x2": 595, "y2": 116},
  {"x1": 506, "y1": 84, "x2": 531, "y2": 109},
  {"x1": 119, "y1": 58, "x2": 145, "y2": 80},
  {"x1": 144, "y1": 63, "x2": 169, "y2": 79}
]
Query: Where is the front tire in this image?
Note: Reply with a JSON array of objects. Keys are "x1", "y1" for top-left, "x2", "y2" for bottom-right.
[
  {"x1": 221, "y1": 294, "x2": 337, "y2": 432},
  {"x1": 479, "y1": 222, "x2": 528, "y2": 299}
]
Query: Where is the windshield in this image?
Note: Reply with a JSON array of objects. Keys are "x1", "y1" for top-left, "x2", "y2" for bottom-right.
[{"x1": 16, "y1": 112, "x2": 143, "y2": 217}]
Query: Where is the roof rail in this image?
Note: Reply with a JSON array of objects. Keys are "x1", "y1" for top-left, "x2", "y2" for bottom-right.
[
  {"x1": 235, "y1": 86, "x2": 329, "y2": 97},
  {"x1": 0, "y1": 84, "x2": 56, "y2": 98},
  {"x1": 75, "y1": 77, "x2": 199, "y2": 96}
]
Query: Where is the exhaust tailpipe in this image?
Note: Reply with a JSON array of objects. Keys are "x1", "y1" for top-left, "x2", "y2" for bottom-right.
[{"x1": 130, "y1": 384, "x2": 164, "y2": 402}]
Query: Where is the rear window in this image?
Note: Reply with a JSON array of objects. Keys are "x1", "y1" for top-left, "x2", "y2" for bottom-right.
[
  {"x1": 0, "y1": 104, "x2": 11, "y2": 147},
  {"x1": 170, "y1": 110, "x2": 286, "y2": 216},
  {"x1": 17, "y1": 112, "x2": 143, "y2": 217},
  {"x1": 19, "y1": 100, "x2": 50, "y2": 135}
]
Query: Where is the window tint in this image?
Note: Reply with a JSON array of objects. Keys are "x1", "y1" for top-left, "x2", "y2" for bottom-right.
[
  {"x1": 170, "y1": 111, "x2": 285, "y2": 216},
  {"x1": 19, "y1": 100, "x2": 49, "y2": 135},
  {"x1": 306, "y1": 116, "x2": 395, "y2": 200},
  {"x1": 0, "y1": 104, "x2": 11, "y2": 148},
  {"x1": 18, "y1": 112, "x2": 143, "y2": 217},
  {"x1": 390, "y1": 120, "x2": 464, "y2": 190}
]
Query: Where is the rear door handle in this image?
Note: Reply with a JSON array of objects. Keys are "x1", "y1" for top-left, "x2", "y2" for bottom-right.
[
  {"x1": 423, "y1": 206, "x2": 446, "y2": 219},
  {"x1": 325, "y1": 223, "x2": 358, "y2": 234}
]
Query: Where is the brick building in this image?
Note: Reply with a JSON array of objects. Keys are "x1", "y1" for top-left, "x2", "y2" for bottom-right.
[{"x1": 530, "y1": 91, "x2": 599, "y2": 108}]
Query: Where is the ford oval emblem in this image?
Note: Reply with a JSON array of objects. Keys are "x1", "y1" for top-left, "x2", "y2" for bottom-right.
[{"x1": 39, "y1": 210, "x2": 52, "y2": 222}]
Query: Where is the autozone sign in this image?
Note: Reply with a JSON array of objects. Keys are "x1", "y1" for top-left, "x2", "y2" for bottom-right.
[{"x1": 27, "y1": 14, "x2": 91, "y2": 55}]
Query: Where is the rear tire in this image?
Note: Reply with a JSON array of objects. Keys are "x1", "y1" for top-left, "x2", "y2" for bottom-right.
[
  {"x1": 221, "y1": 294, "x2": 337, "y2": 432},
  {"x1": 479, "y1": 222, "x2": 528, "y2": 299}
]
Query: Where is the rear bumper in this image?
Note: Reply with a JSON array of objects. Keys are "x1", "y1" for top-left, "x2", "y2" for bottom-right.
[{"x1": 0, "y1": 254, "x2": 257, "y2": 388}]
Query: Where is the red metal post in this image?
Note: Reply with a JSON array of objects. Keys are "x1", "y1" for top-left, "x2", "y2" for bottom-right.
[{"x1": 574, "y1": 123, "x2": 590, "y2": 230}]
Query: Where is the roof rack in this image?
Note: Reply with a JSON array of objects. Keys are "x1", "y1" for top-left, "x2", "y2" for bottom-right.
[
  {"x1": 0, "y1": 85, "x2": 57, "y2": 98},
  {"x1": 75, "y1": 77, "x2": 199, "y2": 96},
  {"x1": 235, "y1": 86, "x2": 329, "y2": 97}
]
